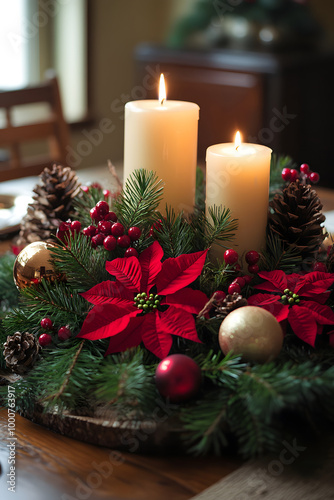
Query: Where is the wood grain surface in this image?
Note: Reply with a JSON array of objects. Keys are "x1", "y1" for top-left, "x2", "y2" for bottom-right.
[{"x1": 0, "y1": 409, "x2": 241, "y2": 500}]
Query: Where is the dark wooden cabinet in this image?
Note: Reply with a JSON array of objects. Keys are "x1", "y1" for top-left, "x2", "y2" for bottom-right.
[{"x1": 134, "y1": 43, "x2": 334, "y2": 186}]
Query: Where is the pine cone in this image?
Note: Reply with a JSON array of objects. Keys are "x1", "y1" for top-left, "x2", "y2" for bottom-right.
[
  {"x1": 268, "y1": 180, "x2": 326, "y2": 260},
  {"x1": 17, "y1": 164, "x2": 81, "y2": 246},
  {"x1": 3, "y1": 332, "x2": 40, "y2": 374},
  {"x1": 216, "y1": 292, "x2": 248, "y2": 319}
]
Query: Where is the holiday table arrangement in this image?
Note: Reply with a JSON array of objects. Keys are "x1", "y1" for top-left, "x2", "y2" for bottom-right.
[{"x1": 0, "y1": 157, "x2": 334, "y2": 459}]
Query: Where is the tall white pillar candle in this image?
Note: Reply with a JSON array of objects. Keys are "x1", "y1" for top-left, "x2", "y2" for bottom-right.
[
  {"x1": 123, "y1": 75, "x2": 199, "y2": 214},
  {"x1": 206, "y1": 133, "x2": 272, "y2": 260}
]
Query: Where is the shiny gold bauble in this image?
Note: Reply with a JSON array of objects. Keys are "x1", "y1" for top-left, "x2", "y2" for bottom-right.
[
  {"x1": 13, "y1": 241, "x2": 62, "y2": 290},
  {"x1": 218, "y1": 306, "x2": 283, "y2": 363}
]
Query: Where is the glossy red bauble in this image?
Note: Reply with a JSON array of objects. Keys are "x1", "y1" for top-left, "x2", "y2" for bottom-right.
[
  {"x1": 223, "y1": 249, "x2": 238, "y2": 265},
  {"x1": 155, "y1": 354, "x2": 202, "y2": 403},
  {"x1": 39, "y1": 333, "x2": 52, "y2": 347}
]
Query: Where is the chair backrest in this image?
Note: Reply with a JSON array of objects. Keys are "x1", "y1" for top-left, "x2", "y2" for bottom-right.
[{"x1": 0, "y1": 74, "x2": 70, "y2": 181}]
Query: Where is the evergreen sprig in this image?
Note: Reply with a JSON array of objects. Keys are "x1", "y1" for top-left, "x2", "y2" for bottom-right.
[
  {"x1": 191, "y1": 205, "x2": 238, "y2": 252},
  {"x1": 261, "y1": 232, "x2": 303, "y2": 273},
  {"x1": 114, "y1": 169, "x2": 164, "y2": 228},
  {"x1": 154, "y1": 206, "x2": 194, "y2": 258},
  {"x1": 0, "y1": 252, "x2": 19, "y2": 316},
  {"x1": 269, "y1": 154, "x2": 296, "y2": 199}
]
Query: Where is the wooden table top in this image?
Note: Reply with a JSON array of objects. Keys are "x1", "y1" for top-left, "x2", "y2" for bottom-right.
[
  {"x1": 0, "y1": 178, "x2": 333, "y2": 499},
  {"x1": 0, "y1": 409, "x2": 241, "y2": 500}
]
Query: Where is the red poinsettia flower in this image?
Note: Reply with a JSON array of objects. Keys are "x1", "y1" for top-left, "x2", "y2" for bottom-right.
[
  {"x1": 248, "y1": 270, "x2": 334, "y2": 347},
  {"x1": 78, "y1": 242, "x2": 208, "y2": 359}
]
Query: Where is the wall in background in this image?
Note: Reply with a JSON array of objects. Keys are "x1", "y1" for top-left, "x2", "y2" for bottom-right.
[{"x1": 68, "y1": 0, "x2": 334, "y2": 172}]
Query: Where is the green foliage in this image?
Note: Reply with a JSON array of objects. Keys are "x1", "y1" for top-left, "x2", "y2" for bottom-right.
[
  {"x1": 269, "y1": 154, "x2": 296, "y2": 199},
  {"x1": 73, "y1": 186, "x2": 107, "y2": 226},
  {"x1": 154, "y1": 207, "x2": 194, "y2": 258},
  {"x1": 114, "y1": 169, "x2": 164, "y2": 228},
  {"x1": 0, "y1": 252, "x2": 19, "y2": 316},
  {"x1": 191, "y1": 205, "x2": 238, "y2": 252},
  {"x1": 51, "y1": 232, "x2": 110, "y2": 292},
  {"x1": 261, "y1": 232, "x2": 303, "y2": 273},
  {"x1": 195, "y1": 166, "x2": 205, "y2": 212}
]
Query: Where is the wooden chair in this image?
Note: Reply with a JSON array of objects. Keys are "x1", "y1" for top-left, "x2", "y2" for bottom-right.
[{"x1": 0, "y1": 73, "x2": 70, "y2": 181}]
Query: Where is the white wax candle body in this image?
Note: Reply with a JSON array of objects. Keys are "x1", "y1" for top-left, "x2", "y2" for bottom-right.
[
  {"x1": 206, "y1": 143, "x2": 272, "y2": 260},
  {"x1": 123, "y1": 100, "x2": 199, "y2": 214}
]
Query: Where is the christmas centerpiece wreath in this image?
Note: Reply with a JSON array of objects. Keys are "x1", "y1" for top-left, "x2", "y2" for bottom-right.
[{"x1": 1, "y1": 160, "x2": 334, "y2": 458}]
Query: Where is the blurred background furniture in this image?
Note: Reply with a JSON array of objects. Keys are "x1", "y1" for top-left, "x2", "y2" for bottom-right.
[
  {"x1": 0, "y1": 74, "x2": 70, "y2": 182},
  {"x1": 135, "y1": 43, "x2": 334, "y2": 186}
]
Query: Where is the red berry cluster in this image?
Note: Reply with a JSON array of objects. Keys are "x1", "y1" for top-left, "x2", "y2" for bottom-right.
[
  {"x1": 223, "y1": 249, "x2": 260, "y2": 294},
  {"x1": 56, "y1": 200, "x2": 142, "y2": 257},
  {"x1": 281, "y1": 164, "x2": 320, "y2": 184},
  {"x1": 38, "y1": 317, "x2": 72, "y2": 346}
]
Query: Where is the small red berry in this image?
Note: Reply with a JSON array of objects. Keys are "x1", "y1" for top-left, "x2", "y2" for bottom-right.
[
  {"x1": 81, "y1": 185, "x2": 89, "y2": 193},
  {"x1": 313, "y1": 262, "x2": 327, "y2": 272},
  {"x1": 124, "y1": 247, "x2": 139, "y2": 258},
  {"x1": 103, "y1": 235, "x2": 117, "y2": 251},
  {"x1": 56, "y1": 228, "x2": 69, "y2": 243},
  {"x1": 70, "y1": 220, "x2": 81, "y2": 233},
  {"x1": 289, "y1": 169, "x2": 299, "y2": 182},
  {"x1": 248, "y1": 263, "x2": 259, "y2": 274},
  {"x1": 111, "y1": 222, "x2": 124, "y2": 236},
  {"x1": 91, "y1": 182, "x2": 102, "y2": 190},
  {"x1": 104, "y1": 211, "x2": 118, "y2": 222},
  {"x1": 245, "y1": 250, "x2": 260, "y2": 265},
  {"x1": 90, "y1": 207, "x2": 104, "y2": 222},
  {"x1": 58, "y1": 325, "x2": 71, "y2": 341},
  {"x1": 309, "y1": 172, "x2": 320, "y2": 184},
  {"x1": 149, "y1": 219, "x2": 163, "y2": 237},
  {"x1": 95, "y1": 200, "x2": 109, "y2": 215},
  {"x1": 281, "y1": 168, "x2": 291, "y2": 182},
  {"x1": 117, "y1": 235, "x2": 131, "y2": 248},
  {"x1": 41, "y1": 317, "x2": 53, "y2": 330},
  {"x1": 233, "y1": 277, "x2": 246, "y2": 288},
  {"x1": 243, "y1": 275, "x2": 252, "y2": 285},
  {"x1": 228, "y1": 282, "x2": 241, "y2": 295},
  {"x1": 39, "y1": 333, "x2": 52, "y2": 347},
  {"x1": 224, "y1": 249, "x2": 239, "y2": 266},
  {"x1": 83, "y1": 225, "x2": 97, "y2": 237},
  {"x1": 213, "y1": 290, "x2": 226, "y2": 302},
  {"x1": 128, "y1": 226, "x2": 142, "y2": 241},
  {"x1": 234, "y1": 263, "x2": 241, "y2": 272},
  {"x1": 91, "y1": 233, "x2": 105, "y2": 247},
  {"x1": 300, "y1": 163, "x2": 310, "y2": 174},
  {"x1": 103, "y1": 189, "x2": 111, "y2": 198},
  {"x1": 59, "y1": 221, "x2": 70, "y2": 231},
  {"x1": 98, "y1": 220, "x2": 112, "y2": 235}
]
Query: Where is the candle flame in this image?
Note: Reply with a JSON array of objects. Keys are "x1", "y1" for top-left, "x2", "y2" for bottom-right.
[
  {"x1": 235, "y1": 131, "x2": 242, "y2": 151},
  {"x1": 159, "y1": 73, "x2": 166, "y2": 105}
]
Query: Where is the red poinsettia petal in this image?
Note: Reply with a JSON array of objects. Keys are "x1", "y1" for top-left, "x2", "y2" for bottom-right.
[
  {"x1": 104, "y1": 315, "x2": 146, "y2": 356},
  {"x1": 299, "y1": 300, "x2": 334, "y2": 325},
  {"x1": 156, "y1": 249, "x2": 208, "y2": 295},
  {"x1": 106, "y1": 256, "x2": 141, "y2": 292},
  {"x1": 139, "y1": 241, "x2": 163, "y2": 293},
  {"x1": 294, "y1": 272, "x2": 334, "y2": 301},
  {"x1": 141, "y1": 312, "x2": 173, "y2": 359},
  {"x1": 254, "y1": 270, "x2": 287, "y2": 293},
  {"x1": 288, "y1": 306, "x2": 318, "y2": 347},
  {"x1": 162, "y1": 288, "x2": 209, "y2": 315},
  {"x1": 158, "y1": 307, "x2": 201, "y2": 344},
  {"x1": 81, "y1": 280, "x2": 133, "y2": 306},
  {"x1": 248, "y1": 293, "x2": 289, "y2": 322},
  {"x1": 78, "y1": 305, "x2": 138, "y2": 340}
]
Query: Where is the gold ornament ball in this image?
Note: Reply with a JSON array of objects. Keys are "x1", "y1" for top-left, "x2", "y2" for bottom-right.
[
  {"x1": 219, "y1": 306, "x2": 283, "y2": 363},
  {"x1": 13, "y1": 241, "x2": 62, "y2": 290}
]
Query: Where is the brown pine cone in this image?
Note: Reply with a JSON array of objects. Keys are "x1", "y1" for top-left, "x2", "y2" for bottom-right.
[
  {"x1": 3, "y1": 332, "x2": 40, "y2": 374},
  {"x1": 215, "y1": 293, "x2": 248, "y2": 319}
]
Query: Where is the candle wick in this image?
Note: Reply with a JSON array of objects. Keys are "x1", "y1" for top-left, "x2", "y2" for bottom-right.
[
  {"x1": 235, "y1": 145, "x2": 239, "y2": 152},
  {"x1": 160, "y1": 98, "x2": 165, "y2": 106}
]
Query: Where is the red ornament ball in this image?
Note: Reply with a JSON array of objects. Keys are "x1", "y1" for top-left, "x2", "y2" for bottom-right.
[
  {"x1": 39, "y1": 333, "x2": 52, "y2": 347},
  {"x1": 224, "y1": 249, "x2": 238, "y2": 265},
  {"x1": 124, "y1": 247, "x2": 139, "y2": 258},
  {"x1": 300, "y1": 163, "x2": 310, "y2": 174},
  {"x1": 228, "y1": 282, "x2": 241, "y2": 295},
  {"x1": 58, "y1": 325, "x2": 72, "y2": 341},
  {"x1": 103, "y1": 235, "x2": 117, "y2": 251},
  {"x1": 40, "y1": 317, "x2": 53, "y2": 330},
  {"x1": 117, "y1": 234, "x2": 131, "y2": 248},
  {"x1": 155, "y1": 354, "x2": 202, "y2": 403},
  {"x1": 128, "y1": 226, "x2": 142, "y2": 241},
  {"x1": 309, "y1": 172, "x2": 320, "y2": 184},
  {"x1": 245, "y1": 250, "x2": 260, "y2": 265},
  {"x1": 289, "y1": 169, "x2": 299, "y2": 182}
]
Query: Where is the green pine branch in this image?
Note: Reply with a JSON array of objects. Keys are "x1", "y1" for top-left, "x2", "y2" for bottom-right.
[
  {"x1": 154, "y1": 206, "x2": 194, "y2": 258},
  {"x1": 269, "y1": 154, "x2": 296, "y2": 199},
  {"x1": 114, "y1": 169, "x2": 164, "y2": 228},
  {"x1": 0, "y1": 252, "x2": 19, "y2": 316},
  {"x1": 261, "y1": 231, "x2": 303, "y2": 273},
  {"x1": 191, "y1": 205, "x2": 238, "y2": 252}
]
